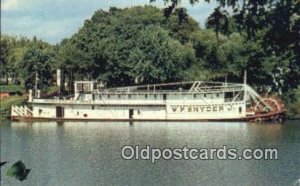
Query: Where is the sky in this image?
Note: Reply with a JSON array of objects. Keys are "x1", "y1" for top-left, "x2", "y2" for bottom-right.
[{"x1": 1, "y1": 0, "x2": 217, "y2": 44}]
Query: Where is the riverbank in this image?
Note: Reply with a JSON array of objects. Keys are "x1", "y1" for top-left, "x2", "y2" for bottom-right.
[
  {"x1": 0, "y1": 85, "x2": 60, "y2": 120},
  {"x1": 0, "y1": 85, "x2": 26, "y2": 120}
]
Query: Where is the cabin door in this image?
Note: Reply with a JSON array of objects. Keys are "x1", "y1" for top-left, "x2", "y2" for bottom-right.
[
  {"x1": 56, "y1": 106, "x2": 64, "y2": 118},
  {"x1": 129, "y1": 109, "x2": 134, "y2": 119}
]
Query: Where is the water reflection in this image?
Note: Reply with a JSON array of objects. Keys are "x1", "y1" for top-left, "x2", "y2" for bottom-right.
[{"x1": 1, "y1": 120, "x2": 299, "y2": 186}]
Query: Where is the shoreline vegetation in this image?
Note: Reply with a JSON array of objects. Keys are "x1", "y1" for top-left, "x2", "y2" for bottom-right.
[
  {"x1": 287, "y1": 86, "x2": 300, "y2": 119},
  {"x1": 1, "y1": 3, "x2": 299, "y2": 120}
]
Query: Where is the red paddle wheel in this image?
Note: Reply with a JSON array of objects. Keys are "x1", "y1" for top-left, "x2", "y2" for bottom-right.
[
  {"x1": 247, "y1": 96, "x2": 285, "y2": 121},
  {"x1": 255, "y1": 98, "x2": 280, "y2": 113}
]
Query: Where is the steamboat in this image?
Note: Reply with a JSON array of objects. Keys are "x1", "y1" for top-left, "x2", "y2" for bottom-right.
[{"x1": 11, "y1": 75, "x2": 285, "y2": 122}]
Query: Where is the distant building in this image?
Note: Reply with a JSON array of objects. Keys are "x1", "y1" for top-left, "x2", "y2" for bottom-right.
[{"x1": 0, "y1": 92, "x2": 10, "y2": 99}]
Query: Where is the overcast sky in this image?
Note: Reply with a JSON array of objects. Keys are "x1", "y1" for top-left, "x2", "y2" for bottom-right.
[{"x1": 1, "y1": 0, "x2": 217, "y2": 44}]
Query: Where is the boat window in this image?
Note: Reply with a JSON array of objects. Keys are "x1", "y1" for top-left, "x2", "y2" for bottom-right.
[
  {"x1": 154, "y1": 94, "x2": 157, "y2": 99},
  {"x1": 92, "y1": 105, "x2": 94, "y2": 110},
  {"x1": 204, "y1": 93, "x2": 206, "y2": 98},
  {"x1": 118, "y1": 95, "x2": 121, "y2": 98},
  {"x1": 128, "y1": 94, "x2": 131, "y2": 98},
  {"x1": 193, "y1": 94, "x2": 197, "y2": 98},
  {"x1": 145, "y1": 94, "x2": 148, "y2": 98},
  {"x1": 225, "y1": 92, "x2": 234, "y2": 102},
  {"x1": 216, "y1": 93, "x2": 219, "y2": 97},
  {"x1": 239, "y1": 107, "x2": 242, "y2": 114},
  {"x1": 83, "y1": 83, "x2": 91, "y2": 92},
  {"x1": 76, "y1": 83, "x2": 83, "y2": 91},
  {"x1": 163, "y1": 94, "x2": 167, "y2": 100},
  {"x1": 84, "y1": 114, "x2": 88, "y2": 117},
  {"x1": 38, "y1": 109, "x2": 42, "y2": 115}
]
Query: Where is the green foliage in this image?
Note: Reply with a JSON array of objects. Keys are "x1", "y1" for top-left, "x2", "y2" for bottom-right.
[
  {"x1": 47, "y1": 86, "x2": 59, "y2": 94},
  {"x1": 58, "y1": 6, "x2": 199, "y2": 86},
  {"x1": 125, "y1": 25, "x2": 193, "y2": 83},
  {"x1": 0, "y1": 37, "x2": 9, "y2": 83},
  {"x1": 151, "y1": 0, "x2": 300, "y2": 100},
  {"x1": 0, "y1": 36, "x2": 56, "y2": 90},
  {"x1": 286, "y1": 86, "x2": 300, "y2": 119},
  {"x1": 5, "y1": 160, "x2": 30, "y2": 181},
  {"x1": 191, "y1": 30, "x2": 248, "y2": 80},
  {"x1": 0, "y1": 85, "x2": 24, "y2": 93},
  {"x1": 19, "y1": 44, "x2": 56, "y2": 90},
  {"x1": 206, "y1": 6, "x2": 229, "y2": 40},
  {"x1": 1, "y1": 36, "x2": 30, "y2": 85}
]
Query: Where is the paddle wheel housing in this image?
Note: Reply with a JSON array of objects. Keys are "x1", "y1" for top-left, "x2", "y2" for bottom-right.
[
  {"x1": 246, "y1": 95, "x2": 285, "y2": 121},
  {"x1": 254, "y1": 97, "x2": 284, "y2": 113}
]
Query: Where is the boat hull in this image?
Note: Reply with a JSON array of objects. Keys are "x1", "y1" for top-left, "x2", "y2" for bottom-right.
[{"x1": 11, "y1": 111, "x2": 285, "y2": 122}]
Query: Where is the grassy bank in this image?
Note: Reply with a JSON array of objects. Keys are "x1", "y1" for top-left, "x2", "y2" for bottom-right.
[
  {"x1": 0, "y1": 96, "x2": 27, "y2": 119},
  {"x1": 0, "y1": 85, "x2": 58, "y2": 120}
]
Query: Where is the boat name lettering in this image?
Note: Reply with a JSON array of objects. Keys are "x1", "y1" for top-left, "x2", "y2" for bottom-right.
[{"x1": 169, "y1": 104, "x2": 237, "y2": 113}]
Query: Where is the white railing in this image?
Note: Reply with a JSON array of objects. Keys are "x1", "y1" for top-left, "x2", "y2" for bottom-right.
[
  {"x1": 32, "y1": 98, "x2": 166, "y2": 105},
  {"x1": 11, "y1": 105, "x2": 32, "y2": 117}
]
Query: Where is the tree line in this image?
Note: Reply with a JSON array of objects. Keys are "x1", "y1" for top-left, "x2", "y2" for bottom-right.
[{"x1": 0, "y1": 1, "x2": 299, "y2": 103}]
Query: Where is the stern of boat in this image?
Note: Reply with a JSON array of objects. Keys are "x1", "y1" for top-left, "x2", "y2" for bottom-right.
[{"x1": 246, "y1": 96, "x2": 285, "y2": 121}]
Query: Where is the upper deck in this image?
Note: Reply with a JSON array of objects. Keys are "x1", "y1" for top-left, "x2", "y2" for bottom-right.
[
  {"x1": 75, "y1": 81, "x2": 245, "y2": 95},
  {"x1": 29, "y1": 81, "x2": 248, "y2": 106}
]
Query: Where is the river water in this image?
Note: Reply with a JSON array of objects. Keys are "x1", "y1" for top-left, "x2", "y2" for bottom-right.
[{"x1": 1, "y1": 120, "x2": 299, "y2": 186}]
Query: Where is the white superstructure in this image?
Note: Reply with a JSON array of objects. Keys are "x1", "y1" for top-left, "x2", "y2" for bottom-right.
[{"x1": 11, "y1": 80, "x2": 285, "y2": 121}]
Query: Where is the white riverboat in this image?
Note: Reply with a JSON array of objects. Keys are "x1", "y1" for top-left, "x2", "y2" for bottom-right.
[{"x1": 11, "y1": 78, "x2": 285, "y2": 122}]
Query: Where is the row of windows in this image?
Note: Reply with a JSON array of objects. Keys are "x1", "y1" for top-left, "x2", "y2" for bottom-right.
[
  {"x1": 193, "y1": 93, "x2": 220, "y2": 98},
  {"x1": 89, "y1": 102, "x2": 244, "y2": 109},
  {"x1": 98, "y1": 93, "x2": 223, "y2": 99},
  {"x1": 103, "y1": 94, "x2": 156, "y2": 99}
]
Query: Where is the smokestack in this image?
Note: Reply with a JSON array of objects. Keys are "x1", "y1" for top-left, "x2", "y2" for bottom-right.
[{"x1": 57, "y1": 69, "x2": 61, "y2": 87}]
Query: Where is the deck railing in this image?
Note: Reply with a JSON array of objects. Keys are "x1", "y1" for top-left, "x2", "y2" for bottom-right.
[
  {"x1": 11, "y1": 105, "x2": 32, "y2": 117},
  {"x1": 97, "y1": 86, "x2": 244, "y2": 95}
]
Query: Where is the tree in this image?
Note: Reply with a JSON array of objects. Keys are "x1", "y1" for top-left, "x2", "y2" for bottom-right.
[
  {"x1": 150, "y1": 0, "x2": 300, "y2": 98},
  {"x1": 0, "y1": 36, "x2": 10, "y2": 84},
  {"x1": 59, "y1": 6, "x2": 198, "y2": 86},
  {"x1": 19, "y1": 40, "x2": 55, "y2": 90},
  {"x1": 206, "y1": 6, "x2": 229, "y2": 40}
]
